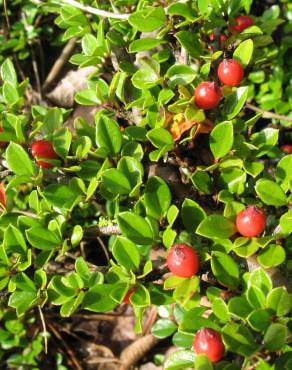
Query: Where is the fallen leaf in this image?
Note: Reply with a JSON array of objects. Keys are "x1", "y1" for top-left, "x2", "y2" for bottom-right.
[{"x1": 0, "y1": 183, "x2": 7, "y2": 210}]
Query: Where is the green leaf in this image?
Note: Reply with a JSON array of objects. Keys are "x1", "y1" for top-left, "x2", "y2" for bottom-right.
[
  {"x1": 6, "y1": 143, "x2": 36, "y2": 177},
  {"x1": 233, "y1": 39, "x2": 254, "y2": 67},
  {"x1": 128, "y1": 7, "x2": 166, "y2": 32},
  {"x1": 144, "y1": 176, "x2": 171, "y2": 219},
  {"x1": 164, "y1": 350, "x2": 195, "y2": 370},
  {"x1": 257, "y1": 244, "x2": 286, "y2": 268},
  {"x1": 191, "y1": 170, "x2": 214, "y2": 195},
  {"x1": 3, "y1": 81, "x2": 19, "y2": 105},
  {"x1": 95, "y1": 114, "x2": 122, "y2": 155},
  {"x1": 280, "y1": 210, "x2": 292, "y2": 235},
  {"x1": 132, "y1": 58, "x2": 161, "y2": 90},
  {"x1": 224, "y1": 86, "x2": 249, "y2": 120},
  {"x1": 255, "y1": 179, "x2": 287, "y2": 206},
  {"x1": 130, "y1": 285, "x2": 151, "y2": 307},
  {"x1": 173, "y1": 276, "x2": 200, "y2": 307},
  {"x1": 233, "y1": 237, "x2": 259, "y2": 257},
  {"x1": 102, "y1": 169, "x2": 132, "y2": 195},
  {"x1": 8, "y1": 291, "x2": 37, "y2": 316},
  {"x1": 147, "y1": 127, "x2": 174, "y2": 148},
  {"x1": 211, "y1": 252, "x2": 239, "y2": 288},
  {"x1": 251, "y1": 128, "x2": 279, "y2": 157},
  {"x1": 129, "y1": 38, "x2": 163, "y2": 53},
  {"x1": 228, "y1": 296, "x2": 252, "y2": 319},
  {"x1": 222, "y1": 322, "x2": 258, "y2": 357},
  {"x1": 212, "y1": 298, "x2": 230, "y2": 321},
  {"x1": 71, "y1": 225, "x2": 83, "y2": 248},
  {"x1": 263, "y1": 323, "x2": 287, "y2": 351},
  {"x1": 26, "y1": 227, "x2": 61, "y2": 250},
  {"x1": 81, "y1": 34, "x2": 98, "y2": 56},
  {"x1": 112, "y1": 236, "x2": 140, "y2": 271},
  {"x1": 247, "y1": 285, "x2": 266, "y2": 308},
  {"x1": 151, "y1": 319, "x2": 177, "y2": 338},
  {"x1": 175, "y1": 31, "x2": 203, "y2": 58},
  {"x1": 249, "y1": 268, "x2": 272, "y2": 295},
  {"x1": 266, "y1": 287, "x2": 292, "y2": 317},
  {"x1": 181, "y1": 198, "x2": 206, "y2": 233},
  {"x1": 247, "y1": 309, "x2": 271, "y2": 332},
  {"x1": 166, "y1": 64, "x2": 196, "y2": 89},
  {"x1": 43, "y1": 184, "x2": 81, "y2": 210},
  {"x1": 53, "y1": 128, "x2": 72, "y2": 159},
  {"x1": 117, "y1": 212, "x2": 155, "y2": 245},
  {"x1": 194, "y1": 355, "x2": 213, "y2": 370},
  {"x1": 168, "y1": 3, "x2": 197, "y2": 20},
  {"x1": 209, "y1": 121, "x2": 234, "y2": 159},
  {"x1": 276, "y1": 154, "x2": 292, "y2": 191},
  {"x1": 196, "y1": 215, "x2": 236, "y2": 239},
  {"x1": 4, "y1": 225, "x2": 27, "y2": 256},
  {"x1": 83, "y1": 284, "x2": 117, "y2": 312},
  {"x1": 117, "y1": 156, "x2": 144, "y2": 195},
  {"x1": 1, "y1": 58, "x2": 17, "y2": 85}
]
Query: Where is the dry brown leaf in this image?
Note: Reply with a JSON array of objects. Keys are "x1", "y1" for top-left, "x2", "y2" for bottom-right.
[
  {"x1": 166, "y1": 113, "x2": 213, "y2": 142},
  {"x1": 46, "y1": 66, "x2": 97, "y2": 108}
]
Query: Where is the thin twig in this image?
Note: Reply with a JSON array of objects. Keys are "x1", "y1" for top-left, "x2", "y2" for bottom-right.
[
  {"x1": 43, "y1": 38, "x2": 77, "y2": 92},
  {"x1": 38, "y1": 305, "x2": 48, "y2": 354},
  {"x1": 57, "y1": 0, "x2": 129, "y2": 20},
  {"x1": 47, "y1": 321, "x2": 83, "y2": 370},
  {"x1": 85, "y1": 224, "x2": 121, "y2": 238},
  {"x1": 97, "y1": 236, "x2": 110, "y2": 262},
  {"x1": 3, "y1": 0, "x2": 10, "y2": 29},
  {"x1": 246, "y1": 103, "x2": 292, "y2": 123}
]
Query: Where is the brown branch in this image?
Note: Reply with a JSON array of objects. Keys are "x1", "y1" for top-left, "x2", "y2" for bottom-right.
[
  {"x1": 43, "y1": 38, "x2": 77, "y2": 92},
  {"x1": 119, "y1": 334, "x2": 159, "y2": 370},
  {"x1": 246, "y1": 103, "x2": 292, "y2": 123},
  {"x1": 85, "y1": 224, "x2": 121, "y2": 238}
]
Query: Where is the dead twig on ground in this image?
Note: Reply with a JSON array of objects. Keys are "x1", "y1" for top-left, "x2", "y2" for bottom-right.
[{"x1": 43, "y1": 38, "x2": 77, "y2": 92}]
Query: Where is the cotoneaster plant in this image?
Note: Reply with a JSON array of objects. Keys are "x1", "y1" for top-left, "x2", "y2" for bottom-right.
[{"x1": 0, "y1": 0, "x2": 292, "y2": 369}]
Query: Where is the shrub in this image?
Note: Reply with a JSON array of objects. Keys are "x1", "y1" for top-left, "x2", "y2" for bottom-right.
[{"x1": 0, "y1": 0, "x2": 291, "y2": 368}]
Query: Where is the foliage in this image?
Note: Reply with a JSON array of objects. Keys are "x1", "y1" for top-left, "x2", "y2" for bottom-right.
[{"x1": 0, "y1": 0, "x2": 292, "y2": 368}]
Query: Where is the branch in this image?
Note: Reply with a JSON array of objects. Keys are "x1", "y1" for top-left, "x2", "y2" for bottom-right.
[
  {"x1": 246, "y1": 103, "x2": 292, "y2": 123},
  {"x1": 84, "y1": 224, "x2": 121, "y2": 238},
  {"x1": 58, "y1": 0, "x2": 129, "y2": 20},
  {"x1": 43, "y1": 38, "x2": 77, "y2": 92}
]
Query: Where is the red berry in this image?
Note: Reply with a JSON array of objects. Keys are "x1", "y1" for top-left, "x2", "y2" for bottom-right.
[
  {"x1": 195, "y1": 82, "x2": 222, "y2": 110},
  {"x1": 193, "y1": 328, "x2": 225, "y2": 363},
  {"x1": 229, "y1": 15, "x2": 254, "y2": 33},
  {"x1": 123, "y1": 288, "x2": 135, "y2": 304},
  {"x1": 281, "y1": 145, "x2": 292, "y2": 154},
  {"x1": 217, "y1": 59, "x2": 244, "y2": 87},
  {"x1": 0, "y1": 183, "x2": 7, "y2": 209},
  {"x1": 31, "y1": 140, "x2": 59, "y2": 169},
  {"x1": 166, "y1": 243, "x2": 199, "y2": 278},
  {"x1": 236, "y1": 206, "x2": 266, "y2": 237}
]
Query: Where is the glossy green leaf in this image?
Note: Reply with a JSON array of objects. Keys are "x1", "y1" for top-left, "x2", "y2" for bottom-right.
[
  {"x1": 181, "y1": 198, "x2": 206, "y2": 233},
  {"x1": 255, "y1": 179, "x2": 287, "y2": 206},
  {"x1": 117, "y1": 212, "x2": 155, "y2": 245},
  {"x1": 211, "y1": 251, "x2": 240, "y2": 288},
  {"x1": 128, "y1": 7, "x2": 166, "y2": 32},
  {"x1": 196, "y1": 215, "x2": 236, "y2": 239},
  {"x1": 144, "y1": 176, "x2": 171, "y2": 219},
  {"x1": 210, "y1": 121, "x2": 233, "y2": 159},
  {"x1": 263, "y1": 323, "x2": 287, "y2": 351},
  {"x1": 257, "y1": 244, "x2": 286, "y2": 268},
  {"x1": 151, "y1": 319, "x2": 177, "y2": 338},
  {"x1": 112, "y1": 236, "x2": 140, "y2": 271},
  {"x1": 233, "y1": 39, "x2": 254, "y2": 67},
  {"x1": 6, "y1": 143, "x2": 36, "y2": 177}
]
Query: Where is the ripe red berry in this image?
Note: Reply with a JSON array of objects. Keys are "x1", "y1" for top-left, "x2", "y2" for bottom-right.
[
  {"x1": 236, "y1": 206, "x2": 266, "y2": 237},
  {"x1": 217, "y1": 59, "x2": 244, "y2": 87},
  {"x1": 281, "y1": 145, "x2": 292, "y2": 154},
  {"x1": 166, "y1": 243, "x2": 199, "y2": 278},
  {"x1": 195, "y1": 82, "x2": 222, "y2": 110},
  {"x1": 229, "y1": 15, "x2": 254, "y2": 33},
  {"x1": 123, "y1": 288, "x2": 135, "y2": 304},
  {"x1": 0, "y1": 183, "x2": 7, "y2": 209},
  {"x1": 193, "y1": 328, "x2": 225, "y2": 363},
  {"x1": 31, "y1": 140, "x2": 59, "y2": 169}
]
